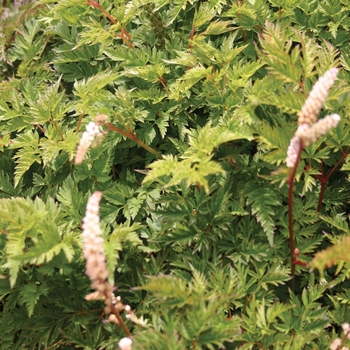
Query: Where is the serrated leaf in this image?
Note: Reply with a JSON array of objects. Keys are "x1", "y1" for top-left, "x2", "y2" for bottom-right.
[
  {"x1": 19, "y1": 282, "x2": 49, "y2": 317},
  {"x1": 244, "y1": 185, "x2": 279, "y2": 245},
  {"x1": 0, "y1": 197, "x2": 75, "y2": 287},
  {"x1": 259, "y1": 265, "x2": 290, "y2": 290},
  {"x1": 105, "y1": 223, "x2": 144, "y2": 283},
  {"x1": 165, "y1": 0, "x2": 188, "y2": 26},
  {"x1": 193, "y1": 3, "x2": 216, "y2": 28},
  {"x1": 27, "y1": 78, "x2": 69, "y2": 124},
  {"x1": 169, "y1": 66, "x2": 212, "y2": 99},
  {"x1": 10, "y1": 131, "x2": 41, "y2": 188},
  {"x1": 8, "y1": 18, "x2": 45, "y2": 64},
  {"x1": 301, "y1": 167, "x2": 319, "y2": 196},
  {"x1": 163, "y1": 50, "x2": 197, "y2": 67},
  {"x1": 123, "y1": 63, "x2": 169, "y2": 83},
  {"x1": 56, "y1": 176, "x2": 85, "y2": 222},
  {"x1": 257, "y1": 22, "x2": 302, "y2": 84},
  {"x1": 73, "y1": 69, "x2": 119, "y2": 113},
  {"x1": 134, "y1": 274, "x2": 190, "y2": 308},
  {"x1": 203, "y1": 20, "x2": 234, "y2": 35}
]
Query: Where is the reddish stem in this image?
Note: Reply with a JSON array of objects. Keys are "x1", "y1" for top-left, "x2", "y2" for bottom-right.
[
  {"x1": 292, "y1": 259, "x2": 308, "y2": 267},
  {"x1": 105, "y1": 123, "x2": 161, "y2": 158},
  {"x1": 99, "y1": 280, "x2": 131, "y2": 337},
  {"x1": 87, "y1": 0, "x2": 117, "y2": 24},
  {"x1": 110, "y1": 303, "x2": 131, "y2": 337},
  {"x1": 35, "y1": 124, "x2": 46, "y2": 134},
  {"x1": 316, "y1": 147, "x2": 349, "y2": 212},
  {"x1": 116, "y1": 32, "x2": 134, "y2": 49},
  {"x1": 87, "y1": 0, "x2": 133, "y2": 49},
  {"x1": 325, "y1": 147, "x2": 349, "y2": 182},
  {"x1": 158, "y1": 76, "x2": 169, "y2": 95},
  {"x1": 287, "y1": 144, "x2": 304, "y2": 292},
  {"x1": 188, "y1": 26, "x2": 196, "y2": 51}
]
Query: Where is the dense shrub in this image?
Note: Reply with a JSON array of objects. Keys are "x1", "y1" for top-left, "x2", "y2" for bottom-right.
[{"x1": 1, "y1": 0, "x2": 350, "y2": 349}]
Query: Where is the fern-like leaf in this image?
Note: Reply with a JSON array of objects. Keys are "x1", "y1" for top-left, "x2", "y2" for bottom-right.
[
  {"x1": 244, "y1": 185, "x2": 279, "y2": 245},
  {"x1": 0, "y1": 197, "x2": 76, "y2": 287},
  {"x1": 10, "y1": 131, "x2": 41, "y2": 187}
]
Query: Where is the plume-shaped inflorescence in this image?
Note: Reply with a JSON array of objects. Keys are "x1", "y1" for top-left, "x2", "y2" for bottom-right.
[
  {"x1": 286, "y1": 68, "x2": 340, "y2": 168},
  {"x1": 82, "y1": 191, "x2": 114, "y2": 306},
  {"x1": 75, "y1": 114, "x2": 108, "y2": 164},
  {"x1": 297, "y1": 68, "x2": 339, "y2": 126}
]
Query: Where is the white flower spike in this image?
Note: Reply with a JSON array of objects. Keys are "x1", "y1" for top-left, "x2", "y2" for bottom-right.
[
  {"x1": 75, "y1": 121, "x2": 104, "y2": 164},
  {"x1": 298, "y1": 68, "x2": 338, "y2": 125}
]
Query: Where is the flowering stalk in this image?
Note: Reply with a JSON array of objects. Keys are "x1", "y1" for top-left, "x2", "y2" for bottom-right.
[
  {"x1": 287, "y1": 141, "x2": 303, "y2": 291},
  {"x1": 82, "y1": 191, "x2": 132, "y2": 338},
  {"x1": 297, "y1": 68, "x2": 338, "y2": 126},
  {"x1": 75, "y1": 114, "x2": 161, "y2": 165},
  {"x1": 330, "y1": 322, "x2": 350, "y2": 350},
  {"x1": 285, "y1": 68, "x2": 340, "y2": 290}
]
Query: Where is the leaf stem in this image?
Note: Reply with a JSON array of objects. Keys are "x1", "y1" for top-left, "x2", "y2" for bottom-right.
[
  {"x1": 87, "y1": 0, "x2": 117, "y2": 24},
  {"x1": 51, "y1": 119, "x2": 65, "y2": 141},
  {"x1": 105, "y1": 122, "x2": 161, "y2": 158},
  {"x1": 35, "y1": 123, "x2": 45, "y2": 135},
  {"x1": 76, "y1": 112, "x2": 84, "y2": 133},
  {"x1": 158, "y1": 76, "x2": 169, "y2": 95}
]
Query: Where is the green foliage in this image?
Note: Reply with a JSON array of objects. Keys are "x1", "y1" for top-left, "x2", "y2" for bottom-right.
[{"x1": 1, "y1": 0, "x2": 350, "y2": 349}]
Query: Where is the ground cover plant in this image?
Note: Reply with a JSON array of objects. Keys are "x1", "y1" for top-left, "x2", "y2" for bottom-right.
[{"x1": 1, "y1": 0, "x2": 350, "y2": 349}]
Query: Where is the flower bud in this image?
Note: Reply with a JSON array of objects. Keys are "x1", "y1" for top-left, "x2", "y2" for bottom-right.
[{"x1": 118, "y1": 337, "x2": 132, "y2": 350}]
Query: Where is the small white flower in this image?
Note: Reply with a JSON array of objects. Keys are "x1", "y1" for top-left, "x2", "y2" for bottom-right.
[
  {"x1": 85, "y1": 291, "x2": 104, "y2": 301},
  {"x1": 342, "y1": 323, "x2": 350, "y2": 333},
  {"x1": 118, "y1": 337, "x2": 133, "y2": 350},
  {"x1": 108, "y1": 314, "x2": 118, "y2": 323},
  {"x1": 330, "y1": 338, "x2": 342, "y2": 350},
  {"x1": 286, "y1": 135, "x2": 301, "y2": 168}
]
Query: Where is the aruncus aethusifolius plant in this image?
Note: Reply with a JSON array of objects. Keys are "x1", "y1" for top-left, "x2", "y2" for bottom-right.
[{"x1": 285, "y1": 68, "x2": 341, "y2": 289}]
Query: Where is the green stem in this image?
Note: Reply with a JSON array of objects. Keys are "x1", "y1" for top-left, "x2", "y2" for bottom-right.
[
  {"x1": 76, "y1": 112, "x2": 84, "y2": 133},
  {"x1": 51, "y1": 119, "x2": 64, "y2": 141}
]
